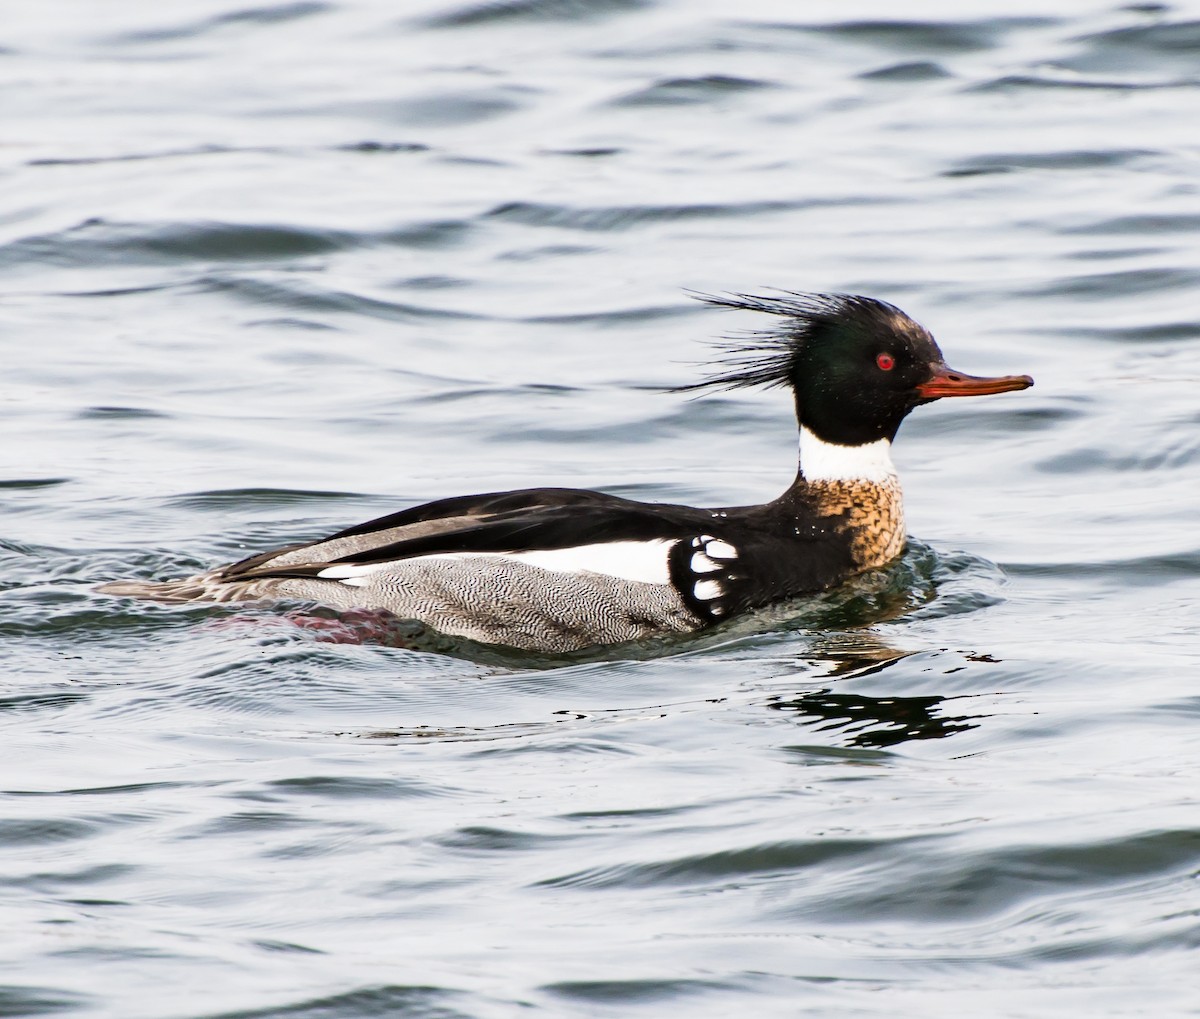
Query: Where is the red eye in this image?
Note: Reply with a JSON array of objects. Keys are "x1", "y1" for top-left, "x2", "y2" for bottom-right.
[{"x1": 876, "y1": 352, "x2": 895, "y2": 371}]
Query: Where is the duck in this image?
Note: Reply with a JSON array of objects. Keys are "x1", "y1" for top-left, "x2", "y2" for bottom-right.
[{"x1": 99, "y1": 292, "x2": 1033, "y2": 652}]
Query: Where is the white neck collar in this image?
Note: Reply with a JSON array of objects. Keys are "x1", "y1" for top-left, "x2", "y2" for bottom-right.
[{"x1": 799, "y1": 426, "x2": 896, "y2": 483}]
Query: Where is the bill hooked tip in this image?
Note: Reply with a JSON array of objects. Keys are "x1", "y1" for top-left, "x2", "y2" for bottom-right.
[{"x1": 917, "y1": 365, "x2": 1034, "y2": 399}]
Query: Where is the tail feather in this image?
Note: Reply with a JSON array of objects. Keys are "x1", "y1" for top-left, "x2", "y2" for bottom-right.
[{"x1": 96, "y1": 573, "x2": 265, "y2": 604}]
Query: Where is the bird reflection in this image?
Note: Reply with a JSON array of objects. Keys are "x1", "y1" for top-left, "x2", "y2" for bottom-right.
[{"x1": 764, "y1": 633, "x2": 986, "y2": 748}]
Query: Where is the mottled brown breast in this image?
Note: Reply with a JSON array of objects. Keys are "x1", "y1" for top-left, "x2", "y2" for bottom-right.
[{"x1": 808, "y1": 476, "x2": 906, "y2": 572}]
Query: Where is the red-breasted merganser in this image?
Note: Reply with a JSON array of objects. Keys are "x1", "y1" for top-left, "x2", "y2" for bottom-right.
[{"x1": 100, "y1": 293, "x2": 1033, "y2": 652}]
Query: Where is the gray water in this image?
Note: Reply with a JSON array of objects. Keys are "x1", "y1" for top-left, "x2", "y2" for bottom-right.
[{"x1": 3, "y1": 1, "x2": 1200, "y2": 1016}]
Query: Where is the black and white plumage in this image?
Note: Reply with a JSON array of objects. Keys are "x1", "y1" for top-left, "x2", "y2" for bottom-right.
[{"x1": 100, "y1": 293, "x2": 1033, "y2": 652}]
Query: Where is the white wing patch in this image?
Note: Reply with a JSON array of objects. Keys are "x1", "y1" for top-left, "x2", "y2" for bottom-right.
[
  {"x1": 685, "y1": 534, "x2": 739, "y2": 612},
  {"x1": 318, "y1": 539, "x2": 678, "y2": 588},
  {"x1": 489, "y1": 540, "x2": 677, "y2": 585},
  {"x1": 705, "y1": 539, "x2": 738, "y2": 560},
  {"x1": 316, "y1": 560, "x2": 393, "y2": 585}
]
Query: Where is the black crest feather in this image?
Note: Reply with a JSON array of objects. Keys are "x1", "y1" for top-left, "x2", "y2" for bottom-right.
[{"x1": 674, "y1": 291, "x2": 908, "y2": 394}]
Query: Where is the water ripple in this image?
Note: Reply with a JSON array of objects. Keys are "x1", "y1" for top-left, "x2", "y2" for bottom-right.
[
  {"x1": 5, "y1": 0, "x2": 1200, "y2": 1014},
  {"x1": 485, "y1": 198, "x2": 813, "y2": 231},
  {"x1": 538, "y1": 836, "x2": 896, "y2": 890},
  {"x1": 0, "y1": 216, "x2": 472, "y2": 271},
  {"x1": 421, "y1": 0, "x2": 649, "y2": 30},
  {"x1": 0, "y1": 987, "x2": 91, "y2": 1017},
  {"x1": 201, "y1": 985, "x2": 473, "y2": 1019},
  {"x1": 803, "y1": 17, "x2": 1057, "y2": 53},
  {"x1": 108, "y1": 2, "x2": 331, "y2": 45},
  {"x1": 616, "y1": 75, "x2": 774, "y2": 107}
]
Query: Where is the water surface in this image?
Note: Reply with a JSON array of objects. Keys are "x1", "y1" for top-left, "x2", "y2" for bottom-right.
[{"x1": 2, "y1": 1, "x2": 1199, "y2": 1016}]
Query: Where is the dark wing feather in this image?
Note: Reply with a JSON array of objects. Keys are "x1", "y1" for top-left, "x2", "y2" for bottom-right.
[
  {"x1": 334, "y1": 501, "x2": 702, "y2": 566},
  {"x1": 319, "y1": 487, "x2": 619, "y2": 541},
  {"x1": 219, "y1": 487, "x2": 715, "y2": 582}
]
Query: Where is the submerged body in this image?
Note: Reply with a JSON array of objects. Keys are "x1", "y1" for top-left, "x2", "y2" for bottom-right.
[{"x1": 100, "y1": 293, "x2": 1031, "y2": 652}]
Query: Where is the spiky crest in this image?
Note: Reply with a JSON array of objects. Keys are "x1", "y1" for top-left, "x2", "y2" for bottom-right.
[{"x1": 674, "y1": 291, "x2": 916, "y2": 394}]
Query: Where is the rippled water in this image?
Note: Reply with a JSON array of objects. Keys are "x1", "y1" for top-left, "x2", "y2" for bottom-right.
[{"x1": 3, "y1": 0, "x2": 1200, "y2": 1015}]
